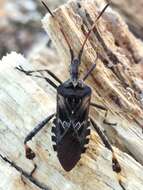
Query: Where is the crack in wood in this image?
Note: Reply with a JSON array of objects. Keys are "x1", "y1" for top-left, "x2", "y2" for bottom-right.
[
  {"x1": 0, "y1": 154, "x2": 51, "y2": 190},
  {"x1": 133, "y1": 118, "x2": 143, "y2": 133},
  {"x1": 84, "y1": 10, "x2": 120, "y2": 65},
  {"x1": 76, "y1": 5, "x2": 131, "y2": 91}
]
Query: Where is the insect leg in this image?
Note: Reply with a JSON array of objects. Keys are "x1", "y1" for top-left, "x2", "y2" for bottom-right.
[
  {"x1": 90, "y1": 102, "x2": 117, "y2": 126},
  {"x1": 90, "y1": 118, "x2": 125, "y2": 190},
  {"x1": 24, "y1": 114, "x2": 55, "y2": 160},
  {"x1": 16, "y1": 66, "x2": 62, "y2": 84},
  {"x1": 90, "y1": 117, "x2": 121, "y2": 172},
  {"x1": 16, "y1": 66, "x2": 60, "y2": 89}
]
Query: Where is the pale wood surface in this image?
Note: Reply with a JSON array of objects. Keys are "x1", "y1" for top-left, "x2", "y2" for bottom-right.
[{"x1": 0, "y1": 0, "x2": 143, "y2": 189}]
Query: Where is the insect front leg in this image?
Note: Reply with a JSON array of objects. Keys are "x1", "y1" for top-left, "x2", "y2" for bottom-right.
[
  {"x1": 90, "y1": 102, "x2": 117, "y2": 125},
  {"x1": 24, "y1": 114, "x2": 55, "y2": 160},
  {"x1": 16, "y1": 66, "x2": 62, "y2": 89}
]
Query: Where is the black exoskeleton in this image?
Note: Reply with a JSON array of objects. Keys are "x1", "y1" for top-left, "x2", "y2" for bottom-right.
[
  {"x1": 55, "y1": 83, "x2": 91, "y2": 170},
  {"x1": 16, "y1": 1, "x2": 125, "y2": 189}
]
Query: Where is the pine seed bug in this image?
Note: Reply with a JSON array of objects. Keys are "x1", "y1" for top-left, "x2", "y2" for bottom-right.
[{"x1": 16, "y1": 1, "x2": 125, "y2": 189}]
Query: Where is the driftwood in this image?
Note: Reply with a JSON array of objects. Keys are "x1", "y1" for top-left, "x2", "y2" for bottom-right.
[{"x1": 0, "y1": 0, "x2": 143, "y2": 190}]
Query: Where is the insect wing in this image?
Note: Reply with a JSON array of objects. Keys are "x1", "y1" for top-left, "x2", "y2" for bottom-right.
[{"x1": 57, "y1": 123, "x2": 83, "y2": 171}]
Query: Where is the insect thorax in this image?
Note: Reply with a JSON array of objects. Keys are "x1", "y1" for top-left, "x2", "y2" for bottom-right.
[{"x1": 56, "y1": 82, "x2": 92, "y2": 126}]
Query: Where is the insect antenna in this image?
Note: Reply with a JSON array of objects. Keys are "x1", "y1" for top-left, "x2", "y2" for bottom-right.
[
  {"x1": 42, "y1": 1, "x2": 54, "y2": 17},
  {"x1": 41, "y1": 1, "x2": 74, "y2": 60},
  {"x1": 42, "y1": 1, "x2": 110, "y2": 83},
  {"x1": 82, "y1": 56, "x2": 97, "y2": 81},
  {"x1": 78, "y1": 1, "x2": 111, "y2": 62}
]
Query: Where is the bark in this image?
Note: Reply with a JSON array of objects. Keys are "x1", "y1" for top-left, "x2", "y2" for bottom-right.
[{"x1": 0, "y1": 0, "x2": 143, "y2": 190}]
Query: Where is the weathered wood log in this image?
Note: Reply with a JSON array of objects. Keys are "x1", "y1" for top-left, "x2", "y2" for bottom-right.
[
  {"x1": 43, "y1": 0, "x2": 143, "y2": 162},
  {"x1": 110, "y1": 0, "x2": 143, "y2": 40},
  {"x1": 0, "y1": 0, "x2": 143, "y2": 190},
  {"x1": 90, "y1": 0, "x2": 143, "y2": 40}
]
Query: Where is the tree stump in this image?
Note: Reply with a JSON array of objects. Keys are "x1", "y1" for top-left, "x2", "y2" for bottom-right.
[{"x1": 0, "y1": 0, "x2": 143, "y2": 190}]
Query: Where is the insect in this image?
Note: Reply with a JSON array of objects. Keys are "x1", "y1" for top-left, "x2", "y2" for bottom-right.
[{"x1": 16, "y1": 1, "x2": 125, "y2": 189}]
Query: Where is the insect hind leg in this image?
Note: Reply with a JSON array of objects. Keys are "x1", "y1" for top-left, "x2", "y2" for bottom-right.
[
  {"x1": 90, "y1": 117, "x2": 121, "y2": 171},
  {"x1": 90, "y1": 117, "x2": 125, "y2": 190},
  {"x1": 90, "y1": 102, "x2": 117, "y2": 126}
]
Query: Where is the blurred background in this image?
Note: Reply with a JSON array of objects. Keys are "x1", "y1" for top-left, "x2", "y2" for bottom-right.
[
  {"x1": 0, "y1": 0, "x2": 143, "y2": 59},
  {"x1": 0, "y1": 0, "x2": 67, "y2": 59}
]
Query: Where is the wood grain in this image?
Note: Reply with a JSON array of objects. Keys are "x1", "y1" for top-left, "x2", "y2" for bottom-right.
[{"x1": 0, "y1": 0, "x2": 143, "y2": 189}]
